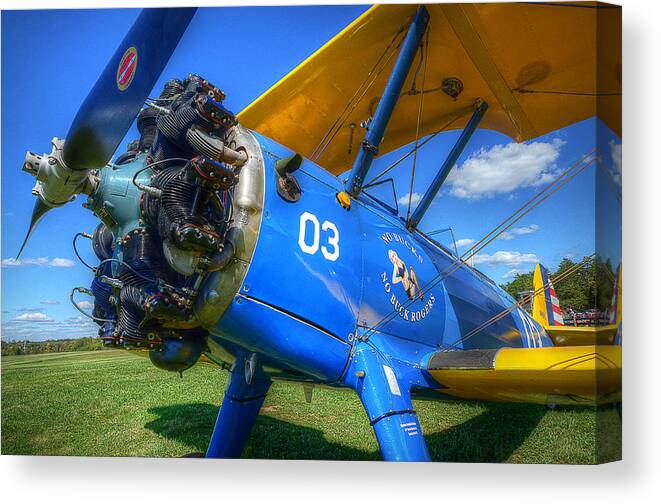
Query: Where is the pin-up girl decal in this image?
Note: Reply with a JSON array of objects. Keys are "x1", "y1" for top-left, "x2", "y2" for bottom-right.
[{"x1": 388, "y1": 249, "x2": 424, "y2": 301}]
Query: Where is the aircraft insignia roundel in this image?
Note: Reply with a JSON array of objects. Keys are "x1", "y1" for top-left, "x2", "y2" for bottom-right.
[{"x1": 116, "y1": 46, "x2": 138, "y2": 91}]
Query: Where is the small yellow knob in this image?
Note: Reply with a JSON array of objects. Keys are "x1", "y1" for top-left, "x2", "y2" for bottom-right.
[{"x1": 336, "y1": 191, "x2": 351, "y2": 210}]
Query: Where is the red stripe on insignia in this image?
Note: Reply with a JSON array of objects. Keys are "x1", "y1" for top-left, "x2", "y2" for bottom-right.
[{"x1": 119, "y1": 58, "x2": 136, "y2": 86}]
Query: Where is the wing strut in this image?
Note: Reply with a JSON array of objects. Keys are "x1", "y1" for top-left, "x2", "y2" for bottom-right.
[
  {"x1": 344, "y1": 6, "x2": 429, "y2": 197},
  {"x1": 407, "y1": 100, "x2": 487, "y2": 230}
]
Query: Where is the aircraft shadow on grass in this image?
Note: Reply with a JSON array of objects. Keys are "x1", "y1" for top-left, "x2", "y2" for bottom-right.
[
  {"x1": 424, "y1": 403, "x2": 547, "y2": 463},
  {"x1": 144, "y1": 402, "x2": 546, "y2": 462}
]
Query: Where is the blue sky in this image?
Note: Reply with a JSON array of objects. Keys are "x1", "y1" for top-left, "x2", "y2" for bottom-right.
[{"x1": 1, "y1": 6, "x2": 621, "y2": 341}]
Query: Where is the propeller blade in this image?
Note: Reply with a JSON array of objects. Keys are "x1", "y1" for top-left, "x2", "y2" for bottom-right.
[
  {"x1": 17, "y1": 198, "x2": 53, "y2": 258},
  {"x1": 63, "y1": 7, "x2": 197, "y2": 170}
]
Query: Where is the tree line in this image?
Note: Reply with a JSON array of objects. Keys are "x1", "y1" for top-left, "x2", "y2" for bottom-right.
[
  {"x1": 1, "y1": 337, "x2": 104, "y2": 356},
  {"x1": 500, "y1": 256, "x2": 617, "y2": 312}
]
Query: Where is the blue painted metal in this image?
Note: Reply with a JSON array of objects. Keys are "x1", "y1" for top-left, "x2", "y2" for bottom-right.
[
  {"x1": 240, "y1": 135, "x2": 364, "y2": 345},
  {"x1": 355, "y1": 217, "x2": 447, "y2": 350},
  {"x1": 87, "y1": 155, "x2": 150, "y2": 239},
  {"x1": 408, "y1": 101, "x2": 489, "y2": 230},
  {"x1": 94, "y1": 130, "x2": 552, "y2": 460},
  {"x1": 343, "y1": 341, "x2": 431, "y2": 461},
  {"x1": 345, "y1": 6, "x2": 429, "y2": 197},
  {"x1": 86, "y1": 154, "x2": 151, "y2": 277},
  {"x1": 64, "y1": 8, "x2": 197, "y2": 170},
  {"x1": 197, "y1": 132, "x2": 552, "y2": 459},
  {"x1": 209, "y1": 292, "x2": 350, "y2": 383},
  {"x1": 206, "y1": 352, "x2": 272, "y2": 458}
]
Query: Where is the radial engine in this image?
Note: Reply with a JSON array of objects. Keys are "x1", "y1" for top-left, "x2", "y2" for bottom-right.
[{"x1": 69, "y1": 75, "x2": 255, "y2": 373}]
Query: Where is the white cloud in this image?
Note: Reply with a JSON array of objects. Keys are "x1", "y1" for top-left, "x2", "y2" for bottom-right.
[
  {"x1": 609, "y1": 140, "x2": 622, "y2": 187},
  {"x1": 41, "y1": 299, "x2": 60, "y2": 305},
  {"x1": 446, "y1": 139, "x2": 565, "y2": 199},
  {"x1": 503, "y1": 268, "x2": 533, "y2": 279},
  {"x1": 76, "y1": 301, "x2": 94, "y2": 310},
  {"x1": 49, "y1": 257, "x2": 76, "y2": 268},
  {"x1": 455, "y1": 238, "x2": 476, "y2": 249},
  {"x1": 2, "y1": 314, "x2": 98, "y2": 341},
  {"x1": 397, "y1": 192, "x2": 422, "y2": 207},
  {"x1": 15, "y1": 312, "x2": 53, "y2": 322},
  {"x1": 1, "y1": 257, "x2": 75, "y2": 268},
  {"x1": 472, "y1": 251, "x2": 540, "y2": 266},
  {"x1": 499, "y1": 224, "x2": 540, "y2": 241},
  {"x1": 64, "y1": 316, "x2": 96, "y2": 327}
]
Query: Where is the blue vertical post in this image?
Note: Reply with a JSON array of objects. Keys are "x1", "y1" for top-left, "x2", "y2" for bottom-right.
[
  {"x1": 345, "y1": 6, "x2": 429, "y2": 197},
  {"x1": 206, "y1": 354, "x2": 272, "y2": 458},
  {"x1": 346, "y1": 343, "x2": 431, "y2": 461},
  {"x1": 408, "y1": 101, "x2": 488, "y2": 229}
]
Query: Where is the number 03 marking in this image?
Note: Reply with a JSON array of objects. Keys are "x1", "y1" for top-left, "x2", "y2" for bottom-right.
[{"x1": 298, "y1": 212, "x2": 340, "y2": 262}]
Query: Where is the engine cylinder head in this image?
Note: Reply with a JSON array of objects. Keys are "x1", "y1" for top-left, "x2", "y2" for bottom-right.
[{"x1": 92, "y1": 223, "x2": 114, "y2": 261}]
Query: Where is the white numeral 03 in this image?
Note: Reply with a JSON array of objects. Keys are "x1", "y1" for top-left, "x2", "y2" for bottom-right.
[{"x1": 298, "y1": 212, "x2": 340, "y2": 262}]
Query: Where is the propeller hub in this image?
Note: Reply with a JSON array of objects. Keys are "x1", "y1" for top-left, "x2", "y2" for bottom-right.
[
  {"x1": 18, "y1": 137, "x2": 99, "y2": 257},
  {"x1": 23, "y1": 138, "x2": 98, "y2": 208}
]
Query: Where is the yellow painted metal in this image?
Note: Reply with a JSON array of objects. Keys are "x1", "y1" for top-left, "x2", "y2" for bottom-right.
[
  {"x1": 544, "y1": 324, "x2": 619, "y2": 346},
  {"x1": 532, "y1": 264, "x2": 550, "y2": 326},
  {"x1": 428, "y1": 345, "x2": 621, "y2": 405},
  {"x1": 336, "y1": 190, "x2": 352, "y2": 209},
  {"x1": 238, "y1": 3, "x2": 621, "y2": 175}
]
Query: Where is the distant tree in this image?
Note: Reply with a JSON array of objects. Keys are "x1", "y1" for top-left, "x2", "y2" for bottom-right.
[
  {"x1": 500, "y1": 256, "x2": 615, "y2": 312},
  {"x1": 501, "y1": 271, "x2": 534, "y2": 300},
  {"x1": 553, "y1": 257, "x2": 593, "y2": 310}
]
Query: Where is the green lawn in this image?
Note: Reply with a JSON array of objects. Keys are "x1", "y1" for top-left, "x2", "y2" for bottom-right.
[{"x1": 1, "y1": 350, "x2": 621, "y2": 463}]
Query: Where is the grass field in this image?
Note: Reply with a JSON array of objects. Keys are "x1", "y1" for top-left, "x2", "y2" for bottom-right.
[{"x1": 1, "y1": 350, "x2": 621, "y2": 463}]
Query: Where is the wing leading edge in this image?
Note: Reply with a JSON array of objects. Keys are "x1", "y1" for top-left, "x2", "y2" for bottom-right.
[{"x1": 426, "y1": 345, "x2": 621, "y2": 406}]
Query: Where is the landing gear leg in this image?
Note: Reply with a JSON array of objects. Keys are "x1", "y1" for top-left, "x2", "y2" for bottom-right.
[
  {"x1": 205, "y1": 354, "x2": 272, "y2": 458},
  {"x1": 350, "y1": 345, "x2": 431, "y2": 462}
]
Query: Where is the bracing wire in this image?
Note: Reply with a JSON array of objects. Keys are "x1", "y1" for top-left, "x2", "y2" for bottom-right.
[
  {"x1": 310, "y1": 24, "x2": 408, "y2": 162},
  {"x1": 405, "y1": 28, "x2": 429, "y2": 225},
  {"x1": 370, "y1": 152, "x2": 596, "y2": 335},
  {"x1": 443, "y1": 255, "x2": 595, "y2": 350},
  {"x1": 368, "y1": 153, "x2": 596, "y2": 336},
  {"x1": 311, "y1": 26, "x2": 404, "y2": 160},
  {"x1": 363, "y1": 150, "x2": 597, "y2": 337},
  {"x1": 513, "y1": 88, "x2": 621, "y2": 97},
  {"x1": 363, "y1": 108, "x2": 467, "y2": 187}
]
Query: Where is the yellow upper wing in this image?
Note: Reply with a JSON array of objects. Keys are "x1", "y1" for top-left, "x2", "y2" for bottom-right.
[{"x1": 239, "y1": 2, "x2": 621, "y2": 175}]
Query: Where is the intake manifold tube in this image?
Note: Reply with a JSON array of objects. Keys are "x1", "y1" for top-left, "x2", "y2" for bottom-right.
[
  {"x1": 186, "y1": 126, "x2": 248, "y2": 166},
  {"x1": 207, "y1": 227, "x2": 239, "y2": 272}
]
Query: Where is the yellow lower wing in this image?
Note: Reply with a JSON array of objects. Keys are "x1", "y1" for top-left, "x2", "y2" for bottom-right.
[
  {"x1": 427, "y1": 345, "x2": 621, "y2": 406},
  {"x1": 544, "y1": 325, "x2": 619, "y2": 346}
]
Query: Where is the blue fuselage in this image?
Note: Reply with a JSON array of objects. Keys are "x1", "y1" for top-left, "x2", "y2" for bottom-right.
[{"x1": 203, "y1": 133, "x2": 552, "y2": 390}]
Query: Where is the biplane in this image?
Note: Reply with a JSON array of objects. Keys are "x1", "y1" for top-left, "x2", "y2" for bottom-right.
[{"x1": 16, "y1": 3, "x2": 621, "y2": 461}]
